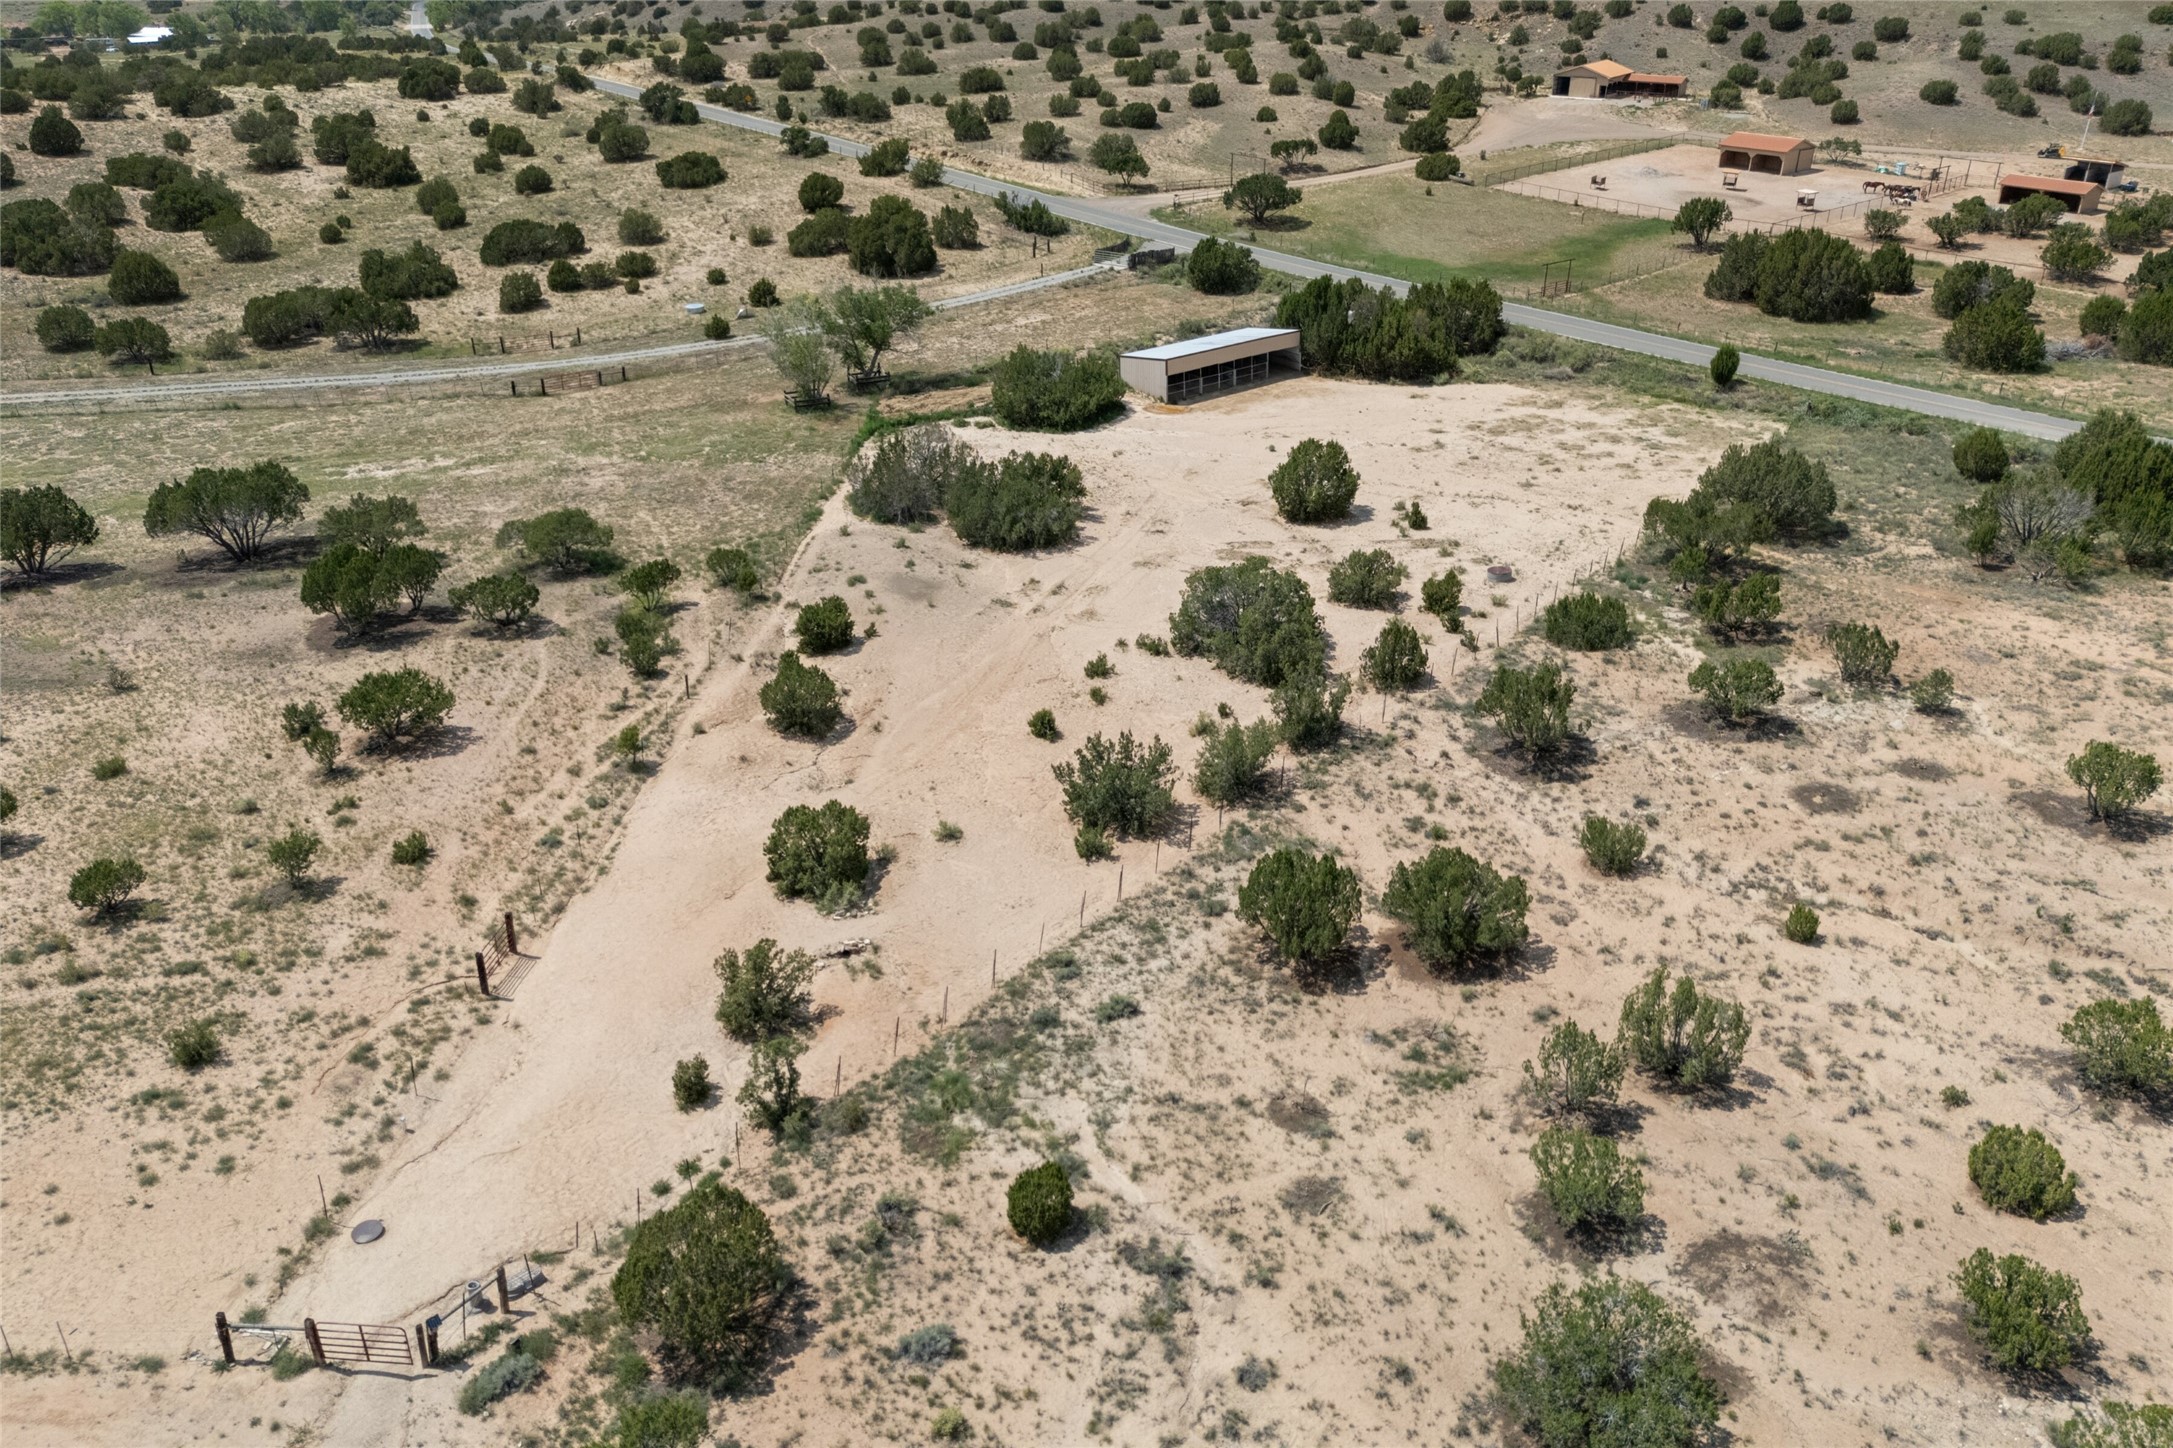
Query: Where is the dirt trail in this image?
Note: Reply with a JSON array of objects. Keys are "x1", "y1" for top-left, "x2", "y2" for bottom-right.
[{"x1": 288, "y1": 379, "x2": 1740, "y2": 1335}]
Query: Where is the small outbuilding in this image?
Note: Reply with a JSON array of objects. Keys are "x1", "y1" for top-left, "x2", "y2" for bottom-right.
[
  {"x1": 1120, "y1": 327, "x2": 1302, "y2": 404},
  {"x1": 1717, "y1": 132, "x2": 1814, "y2": 176},
  {"x1": 2060, "y1": 156, "x2": 2125, "y2": 189},
  {"x1": 1553, "y1": 59, "x2": 1686, "y2": 98},
  {"x1": 1999, "y1": 173, "x2": 2103, "y2": 213}
]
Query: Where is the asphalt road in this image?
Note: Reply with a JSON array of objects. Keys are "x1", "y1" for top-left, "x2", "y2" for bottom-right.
[
  {"x1": 0, "y1": 76, "x2": 2083, "y2": 441},
  {"x1": 586, "y1": 77, "x2": 2083, "y2": 443}
]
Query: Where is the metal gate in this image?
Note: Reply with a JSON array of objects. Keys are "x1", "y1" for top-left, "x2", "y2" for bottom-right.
[{"x1": 304, "y1": 1318, "x2": 413, "y2": 1367}]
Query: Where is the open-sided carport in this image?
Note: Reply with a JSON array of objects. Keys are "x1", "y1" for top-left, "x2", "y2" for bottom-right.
[{"x1": 1119, "y1": 327, "x2": 1303, "y2": 403}]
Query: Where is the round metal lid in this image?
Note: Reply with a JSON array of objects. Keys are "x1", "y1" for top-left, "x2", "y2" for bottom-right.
[{"x1": 351, "y1": 1219, "x2": 386, "y2": 1245}]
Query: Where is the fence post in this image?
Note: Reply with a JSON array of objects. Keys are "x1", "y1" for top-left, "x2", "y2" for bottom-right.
[
  {"x1": 538, "y1": 377, "x2": 547, "y2": 396},
  {"x1": 574, "y1": 327, "x2": 581, "y2": 345},
  {"x1": 505, "y1": 912, "x2": 516, "y2": 953},
  {"x1": 497, "y1": 1263, "x2": 512, "y2": 1313},
  {"x1": 215, "y1": 1312, "x2": 236, "y2": 1365},
  {"x1": 597, "y1": 370, "x2": 604, "y2": 388},
  {"x1": 510, "y1": 380, "x2": 517, "y2": 396},
  {"x1": 620, "y1": 366, "x2": 627, "y2": 382},
  {"x1": 476, "y1": 950, "x2": 490, "y2": 996},
  {"x1": 499, "y1": 336, "x2": 506, "y2": 355},
  {"x1": 425, "y1": 1316, "x2": 440, "y2": 1365},
  {"x1": 303, "y1": 1319, "x2": 326, "y2": 1367}
]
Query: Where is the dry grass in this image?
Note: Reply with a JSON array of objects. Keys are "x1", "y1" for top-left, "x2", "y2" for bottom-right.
[
  {"x1": 0, "y1": 77, "x2": 1118, "y2": 384},
  {"x1": 1557, "y1": 255, "x2": 2173, "y2": 428}
]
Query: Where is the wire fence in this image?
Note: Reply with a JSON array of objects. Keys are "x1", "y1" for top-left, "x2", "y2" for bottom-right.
[{"x1": 1472, "y1": 135, "x2": 1684, "y2": 187}]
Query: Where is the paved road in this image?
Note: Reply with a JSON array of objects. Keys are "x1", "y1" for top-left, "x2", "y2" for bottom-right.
[
  {"x1": 407, "y1": 0, "x2": 431, "y2": 39},
  {"x1": 4, "y1": 76, "x2": 2082, "y2": 441},
  {"x1": 0, "y1": 262, "x2": 1119, "y2": 408},
  {"x1": 585, "y1": 77, "x2": 2082, "y2": 442}
]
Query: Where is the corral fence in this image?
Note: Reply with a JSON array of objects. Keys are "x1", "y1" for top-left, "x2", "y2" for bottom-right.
[
  {"x1": 210, "y1": 1312, "x2": 412, "y2": 1369},
  {"x1": 510, "y1": 366, "x2": 630, "y2": 397}
]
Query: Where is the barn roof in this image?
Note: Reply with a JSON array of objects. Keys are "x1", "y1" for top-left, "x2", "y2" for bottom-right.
[
  {"x1": 1999, "y1": 174, "x2": 2100, "y2": 197},
  {"x1": 1719, "y1": 131, "x2": 1813, "y2": 154},
  {"x1": 1123, "y1": 328, "x2": 1300, "y2": 363}
]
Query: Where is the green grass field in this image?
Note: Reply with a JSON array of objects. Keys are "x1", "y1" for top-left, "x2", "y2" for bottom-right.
[{"x1": 1159, "y1": 174, "x2": 1681, "y2": 295}]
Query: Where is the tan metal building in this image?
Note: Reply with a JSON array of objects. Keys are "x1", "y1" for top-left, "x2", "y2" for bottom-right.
[
  {"x1": 1997, "y1": 174, "x2": 2103, "y2": 214},
  {"x1": 1552, "y1": 59, "x2": 1687, "y2": 98},
  {"x1": 1119, "y1": 327, "x2": 1302, "y2": 403},
  {"x1": 1717, "y1": 131, "x2": 1814, "y2": 175}
]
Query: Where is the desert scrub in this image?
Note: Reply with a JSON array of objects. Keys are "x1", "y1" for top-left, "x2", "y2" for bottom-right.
[
  {"x1": 1524, "y1": 1021, "x2": 1624, "y2": 1118},
  {"x1": 1826, "y1": 621, "x2": 1899, "y2": 687},
  {"x1": 1577, "y1": 816, "x2": 1645, "y2": 876},
  {"x1": 1617, "y1": 968, "x2": 1748, "y2": 1089},
  {"x1": 1027, "y1": 708, "x2": 1059, "y2": 741},
  {"x1": 1954, "y1": 1249, "x2": 2090, "y2": 1375},
  {"x1": 1266, "y1": 438, "x2": 1360, "y2": 523},
  {"x1": 1380, "y1": 846, "x2": 1529, "y2": 973},
  {"x1": 1493, "y1": 1279, "x2": 1721, "y2": 1446},
  {"x1": 389, "y1": 830, "x2": 430, "y2": 866},
  {"x1": 1530, "y1": 1124, "x2": 1645, "y2": 1236},
  {"x1": 1967, "y1": 1125, "x2": 2077, "y2": 1220},
  {"x1": 713, "y1": 939, "x2": 815, "y2": 1042},
  {"x1": 1473, "y1": 661, "x2": 1575, "y2": 760},
  {"x1": 1327, "y1": 548, "x2": 1406, "y2": 608},
  {"x1": 1541, "y1": 592, "x2": 1631, "y2": 651},
  {"x1": 672, "y1": 1056, "x2": 713, "y2": 1111},
  {"x1": 457, "y1": 1347, "x2": 542, "y2": 1414},
  {"x1": 1419, "y1": 570, "x2": 1462, "y2": 625},
  {"x1": 1783, "y1": 903, "x2": 1820, "y2": 943},
  {"x1": 2059, "y1": 997, "x2": 2171, "y2": 1098},
  {"x1": 1007, "y1": 1162, "x2": 1072, "y2": 1246},
  {"x1": 167, "y1": 1019, "x2": 221, "y2": 1071},
  {"x1": 1361, "y1": 618, "x2": 1428, "y2": 692},
  {"x1": 1910, "y1": 669, "x2": 1955, "y2": 713},
  {"x1": 793, "y1": 595, "x2": 854, "y2": 654},
  {"x1": 1083, "y1": 652, "x2": 1115, "y2": 679},
  {"x1": 91, "y1": 755, "x2": 128, "y2": 780},
  {"x1": 763, "y1": 801, "x2": 870, "y2": 909}
]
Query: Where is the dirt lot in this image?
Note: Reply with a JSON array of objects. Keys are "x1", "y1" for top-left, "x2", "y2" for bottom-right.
[
  {"x1": 0, "y1": 77, "x2": 1114, "y2": 385},
  {"x1": 0, "y1": 269, "x2": 1266, "y2": 1437},
  {"x1": 8, "y1": 344, "x2": 2166, "y2": 1444},
  {"x1": 1504, "y1": 143, "x2": 2154, "y2": 285}
]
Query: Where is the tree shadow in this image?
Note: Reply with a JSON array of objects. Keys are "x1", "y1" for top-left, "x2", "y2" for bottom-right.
[
  {"x1": 1513, "y1": 1190, "x2": 1669, "y2": 1266},
  {"x1": 1473, "y1": 729, "x2": 1597, "y2": 785},
  {"x1": 0, "y1": 832, "x2": 45, "y2": 860},
  {"x1": 2102, "y1": 809, "x2": 2172, "y2": 843},
  {"x1": 359, "y1": 725, "x2": 479, "y2": 763},
  {"x1": 0, "y1": 560, "x2": 125, "y2": 592},
  {"x1": 170, "y1": 534, "x2": 319, "y2": 576}
]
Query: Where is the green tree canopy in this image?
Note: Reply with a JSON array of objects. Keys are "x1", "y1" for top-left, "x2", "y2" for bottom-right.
[{"x1": 143, "y1": 460, "x2": 309, "y2": 563}]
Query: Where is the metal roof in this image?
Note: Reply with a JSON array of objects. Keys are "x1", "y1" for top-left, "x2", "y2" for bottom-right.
[
  {"x1": 1999, "y1": 174, "x2": 2100, "y2": 196},
  {"x1": 1558, "y1": 59, "x2": 1633, "y2": 79},
  {"x1": 1719, "y1": 131, "x2": 1813, "y2": 153},
  {"x1": 1122, "y1": 327, "x2": 1300, "y2": 363}
]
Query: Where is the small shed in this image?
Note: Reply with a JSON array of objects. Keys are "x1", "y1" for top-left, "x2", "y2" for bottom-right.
[
  {"x1": 1120, "y1": 327, "x2": 1301, "y2": 404},
  {"x1": 1717, "y1": 132, "x2": 1814, "y2": 176},
  {"x1": 1553, "y1": 59, "x2": 1685, "y2": 98},
  {"x1": 2000, "y1": 174, "x2": 2103, "y2": 213},
  {"x1": 2060, "y1": 156, "x2": 2125, "y2": 189}
]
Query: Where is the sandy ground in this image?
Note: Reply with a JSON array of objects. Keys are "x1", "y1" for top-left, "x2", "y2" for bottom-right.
[
  {"x1": 10, "y1": 366, "x2": 2164, "y2": 1446},
  {"x1": 1503, "y1": 143, "x2": 2151, "y2": 287}
]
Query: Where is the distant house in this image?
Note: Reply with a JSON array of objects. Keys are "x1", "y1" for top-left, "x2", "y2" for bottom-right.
[
  {"x1": 1552, "y1": 59, "x2": 1687, "y2": 99},
  {"x1": 1717, "y1": 132, "x2": 1814, "y2": 176},
  {"x1": 1996, "y1": 174, "x2": 2103, "y2": 214}
]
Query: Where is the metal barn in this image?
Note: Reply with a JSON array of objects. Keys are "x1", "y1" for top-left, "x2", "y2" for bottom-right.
[{"x1": 1118, "y1": 327, "x2": 1303, "y2": 403}]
